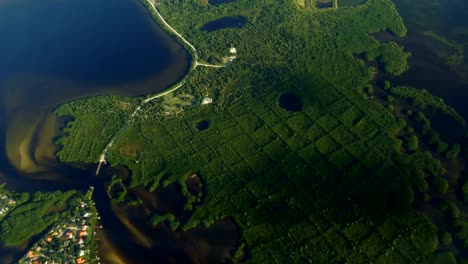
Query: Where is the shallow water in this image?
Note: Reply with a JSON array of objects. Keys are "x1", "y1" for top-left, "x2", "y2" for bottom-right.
[{"x1": 390, "y1": 0, "x2": 468, "y2": 119}]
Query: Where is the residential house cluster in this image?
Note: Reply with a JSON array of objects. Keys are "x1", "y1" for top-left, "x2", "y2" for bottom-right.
[
  {"x1": 0, "y1": 190, "x2": 16, "y2": 219},
  {"x1": 20, "y1": 192, "x2": 99, "y2": 264}
]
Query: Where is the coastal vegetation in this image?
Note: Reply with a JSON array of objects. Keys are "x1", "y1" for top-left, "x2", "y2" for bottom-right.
[
  {"x1": 53, "y1": 0, "x2": 468, "y2": 262},
  {"x1": 388, "y1": 86, "x2": 466, "y2": 126},
  {"x1": 365, "y1": 42, "x2": 410, "y2": 75},
  {"x1": 0, "y1": 190, "x2": 79, "y2": 246},
  {"x1": 55, "y1": 96, "x2": 139, "y2": 163}
]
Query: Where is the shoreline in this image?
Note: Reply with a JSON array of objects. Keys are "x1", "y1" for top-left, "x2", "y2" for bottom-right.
[
  {"x1": 137, "y1": 0, "x2": 197, "y2": 100},
  {"x1": 139, "y1": 0, "x2": 199, "y2": 65},
  {"x1": 95, "y1": 0, "x2": 225, "y2": 169}
]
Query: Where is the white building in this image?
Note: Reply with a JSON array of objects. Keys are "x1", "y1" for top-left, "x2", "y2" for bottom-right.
[{"x1": 201, "y1": 97, "x2": 213, "y2": 105}]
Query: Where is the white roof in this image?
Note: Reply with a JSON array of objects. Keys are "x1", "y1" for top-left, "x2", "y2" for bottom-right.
[{"x1": 201, "y1": 97, "x2": 213, "y2": 105}]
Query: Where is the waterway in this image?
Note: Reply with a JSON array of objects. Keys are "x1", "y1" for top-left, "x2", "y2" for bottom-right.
[
  {"x1": 370, "y1": 0, "x2": 468, "y2": 141},
  {"x1": 390, "y1": 0, "x2": 468, "y2": 120}
]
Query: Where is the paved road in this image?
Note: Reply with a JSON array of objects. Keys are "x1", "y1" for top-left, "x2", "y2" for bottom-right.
[{"x1": 95, "y1": 0, "x2": 227, "y2": 174}]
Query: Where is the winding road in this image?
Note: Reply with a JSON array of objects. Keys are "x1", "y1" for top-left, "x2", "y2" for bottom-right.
[{"x1": 95, "y1": 0, "x2": 228, "y2": 175}]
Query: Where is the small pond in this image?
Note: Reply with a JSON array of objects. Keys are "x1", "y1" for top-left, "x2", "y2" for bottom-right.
[
  {"x1": 196, "y1": 120, "x2": 210, "y2": 131},
  {"x1": 208, "y1": 0, "x2": 237, "y2": 5},
  {"x1": 278, "y1": 93, "x2": 303, "y2": 112},
  {"x1": 316, "y1": 0, "x2": 334, "y2": 8},
  {"x1": 339, "y1": 0, "x2": 367, "y2": 7},
  {"x1": 200, "y1": 16, "x2": 247, "y2": 32}
]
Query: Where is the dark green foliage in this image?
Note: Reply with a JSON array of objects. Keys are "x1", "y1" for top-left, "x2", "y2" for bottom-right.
[
  {"x1": 445, "y1": 144, "x2": 461, "y2": 159},
  {"x1": 454, "y1": 220, "x2": 468, "y2": 249},
  {"x1": 389, "y1": 86, "x2": 466, "y2": 126},
  {"x1": 365, "y1": 42, "x2": 410, "y2": 75},
  {"x1": 150, "y1": 213, "x2": 180, "y2": 231},
  {"x1": 439, "y1": 200, "x2": 460, "y2": 220},
  {"x1": 439, "y1": 231, "x2": 452, "y2": 246},
  {"x1": 55, "y1": 96, "x2": 139, "y2": 162},
  {"x1": 233, "y1": 242, "x2": 246, "y2": 261},
  {"x1": 271, "y1": 123, "x2": 293, "y2": 141},
  {"x1": 0, "y1": 190, "x2": 79, "y2": 246},
  {"x1": 461, "y1": 176, "x2": 468, "y2": 203},
  {"x1": 342, "y1": 222, "x2": 372, "y2": 244},
  {"x1": 406, "y1": 135, "x2": 418, "y2": 151},
  {"x1": 383, "y1": 80, "x2": 391, "y2": 90},
  {"x1": 316, "y1": 114, "x2": 340, "y2": 132},
  {"x1": 236, "y1": 113, "x2": 264, "y2": 133},
  {"x1": 286, "y1": 114, "x2": 312, "y2": 134},
  {"x1": 315, "y1": 135, "x2": 341, "y2": 154},
  {"x1": 413, "y1": 112, "x2": 451, "y2": 153},
  {"x1": 412, "y1": 170, "x2": 429, "y2": 192},
  {"x1": 431, "y1": 176, "x2": 449, "y2": 194},
  {"x1": 251, "y1": 128, "x2": 275, "y2": 146},
  {"x1": 436, "y1": 141, "x2": 449, "y2": 154},
  {"x1": 360, "y1": 233, "x2": 387, "y2": 258},
  {"x1": 427, "y1": 130, "x2": 440, "y2": 145},
  {"x1": 415, "y1": 112, "x2": 431, "y2": 135},
  {"x1": 364, "y1": 85, "x2": 373, "y2": 94},
  {"x1": 423, "y1": 193, "x2": 431, "y2": 202},
  {"x1": 432, "y1": 252, "x2": 457, "y2": 264}
]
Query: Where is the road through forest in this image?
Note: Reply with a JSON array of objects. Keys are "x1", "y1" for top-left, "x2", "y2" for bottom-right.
[{"x1": 95, "y1": 0, "x2": 227, "y2": 174}]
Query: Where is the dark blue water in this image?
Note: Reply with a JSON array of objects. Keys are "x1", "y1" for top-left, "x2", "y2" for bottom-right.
[
  {"x1": 200, "y1": 16, "x2": 246, "y2": 32},
  {"x1": 391, "y1": 0, "x2": 468, "y2": 119},
  {"x1": 279, "y1": 93, "x2": 303, "y2": 112},
  {"x1": 208, "y1": 0, "x2": 237, "y2": 5},
  {"x1": 0, "y1": 0, "x2": 188, "y2": 86}
]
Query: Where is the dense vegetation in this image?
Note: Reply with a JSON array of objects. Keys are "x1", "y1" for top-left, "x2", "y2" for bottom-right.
[
  {"x1": 388, "y1": 86, "x2": 466, "y2": 126},
  {"x1": 0, "y1": 190, "x2": 79, "y2": 246},
  {"x1": 365, "y1": 42, "x2": 410, "y2": 75},
  {"x1": 54, "y1": 0, "x2": 468, "y2": 262},
  {"x1": 55, "y1": 96, "x2": 140, "y2": 163}
]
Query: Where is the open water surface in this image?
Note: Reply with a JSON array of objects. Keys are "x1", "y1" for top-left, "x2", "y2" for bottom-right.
[
  {"x1": 391, "y1": 0, "x2": 468, "y2": 120},
  {"x1": 370, "y1": 0, "x2": 468, "y2": 141}
]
